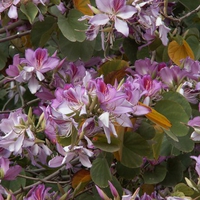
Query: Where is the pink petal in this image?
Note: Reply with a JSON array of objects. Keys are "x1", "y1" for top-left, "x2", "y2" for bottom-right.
[
  {"x1": 79, "y1": 154, "x2": 92, "y2": 168},
  {"x1": 95, "y1": 0, "x2": 112, "y2": 13},
  {"x1": 133, "y1": 105, "x2": 151, "y2": 116},
  {"x1": 117, "y1": 5, "x2": 137, "y2": 19},
  {"x1": 89, "y1": 14, "x2": 109, "y2": 26},
  {"x1": 48, "y1": 156, "x2": 64, "y2": 168},
  {"x1": 8, "y1": 5, "x2": 18, "y2": 19},
  {"x1": 4, "y1": 165, "x2": 22, "y2": 180}
]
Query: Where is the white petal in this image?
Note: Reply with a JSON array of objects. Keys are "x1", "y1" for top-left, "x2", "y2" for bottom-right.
[
  {"x1": 114, "y1": 18, "x2": 129, "y2": 37},
  {"x1": 28, "y1": 77, "x2": 41, "y2": 94},
  {"x1": 99, "y1": 112, "x2": 109, "y2": 128}
]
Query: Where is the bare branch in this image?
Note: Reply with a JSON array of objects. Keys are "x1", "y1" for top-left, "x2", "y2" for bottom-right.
[
  {"x1": 0, "y1": 19, "x2": 27, "y2": 34},
  {"x1": 0, "y1": 30, "x2": 31, "y2": 43}
]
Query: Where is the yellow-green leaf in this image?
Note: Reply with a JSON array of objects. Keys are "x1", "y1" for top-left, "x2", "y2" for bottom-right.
[{"x1": 73, "y1": 0, "x2": 93, "y2": 15}]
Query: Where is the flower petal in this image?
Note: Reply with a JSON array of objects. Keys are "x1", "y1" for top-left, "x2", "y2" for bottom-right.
[
  {"x1": 114, "y1": 18, "x2": 129, "y2": 36},
  {"x1": 95, "y1": 0, "x2": 112, "y2": 13},
  {"x1": 8, "y1": 5, "x2": 18, "y2": 19},
  {"x1": 28, "y1": 77, "x2": 41, "y2": 94},
  {"x1": 89, "y1": 14, "x2": 109, "y2": 26},
  {"x1": 117, "y1": 5, "x2": 137, "y2": 19}
]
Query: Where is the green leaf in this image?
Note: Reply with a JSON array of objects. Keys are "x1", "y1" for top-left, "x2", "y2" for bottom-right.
[
  {"x1": 152, "y1": 132, "x2": 164, "y2": 159},
  {"x1": 137, "y1": 46, "x2": 150, "y2": 60},
  {"x1": 0, "y1": 49, "x2": 7, "y2": 70},
  {"x1": 20, "y1": 2, "x2": 38, "y2": 24},
  {"x1": 178, "y1": 0, "x2": 200, "y2": 10},
  {"x1": 57, "y1": 9, "x2": 86, "y2": 42},
  {"x1": 155, "y1": 100, "x2": 189, "y2": 136},
  {"x1": 137, "y1": 120, "x2": 156, "y2": 140},
  {"x1": 0, "y1": 41, "x2": 9, "y2": 70},
  {"x1": 120, "y1": 132, "x2": 152, "y2": 168},
  {"x1": 162, "y1": 91, "x2": 192, "y2": 118},
  {"x1": 164, "y1": 129, "x2": 179, "y2": 142},
  {"x1": 155, "y1": 45, "x2": 169, "y2": 62},
  {"x1": 116, "y1": 162, "x2": 140, "y2": 179},
  {"x1": 161, "y1": 158, "x2": 183, "y2": 186},
  {"x1": 31, "y1": 17, "x2": 57, "y2": 47},
  {"x1": 123, "y1": 132, "x2": 152, "y2": 157},
  {"x1": 1, "y1": 170, "x2": 26, "y2": 192},
  {"x1": 123, "y1": 37, "x2": 139, "y2": 64},
  {"x1": 166, "y1": 133, "x2": 194, "y2": 152},
  {"x1": 175, "y1": 183, "x2": 194, "y2": 196},
  {"x1": 98, "y1": 59, "x2": 129, "y2": 77},
  {"x1": 56, "y1": 135, "x2": 72, "y2": 146},
  {"x1": 143, "y1": 165, "x2": 167, "y2": 184},
  {"x1": 92, "y1": 134, "x2": 120, "y2": 153},
  {"x1": 58, "y1": 33, "x2": 96, "y2": 61},
  {"x1": 90, "y1": 157, "x2": 112, "y2": 188},
  {"x1": 186, "y1": 36, "x2": 200, "y2": 60}
]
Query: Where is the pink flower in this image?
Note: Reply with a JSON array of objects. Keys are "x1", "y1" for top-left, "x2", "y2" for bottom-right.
[
  {"x1": 188, "y1": 116, "x2": 200, "y2": 141},
  {"x1": 49, "y1": 144, "x2": 93, "y2": 168},
  {"x1": 0, "y1": 109, "x2": 35, "y2": 155},
  {"x1": 20, "y1": 48, "x2": 59, "y2": 94},
  {"x1": 24, "y1": 184, "x2": 57, "y2": 200},
  {"x1": 0, "y1": 157, "x2": 21, "y2": 181},
  {"x1": 52, "y1": 84, "x2": 89, "y2": 116},
  {"x1": 191, "y1": 155, "x2": 200, "y2": 177},
  {"x1": 0, "y1": 0, "x2": 20, "y2": 19}
]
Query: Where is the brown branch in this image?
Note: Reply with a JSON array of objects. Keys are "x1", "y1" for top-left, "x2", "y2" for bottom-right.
[
  {"x1": 0, "y1": 19, "x2": 26, "y2": 34},
  {"x1": 0, "y1": 30, "x2": 31, "y2": 43},
  {"x1": 162, "y1": 5, "x2": 200, "y2": 23},
  {"x1": 13, "y1": 165, "x2": 66, "y2": 196}
]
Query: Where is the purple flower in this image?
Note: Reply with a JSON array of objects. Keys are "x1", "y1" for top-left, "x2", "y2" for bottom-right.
[
  {"x1": 87, "y1": 0, "x2": 137, "y2": 37},
  {"x1": 52, "y1": 84, "x2": 89, "y2": 116},
  {"x1": 156, "y1": 16, "x2": 171, "y2": 46},
  {"x1": 160, "y1": 66, "x2": 187, "y2": 89},
  {"x1": 0, "y1": 109, "x2": 35, "y2": 155},
  {"x1": 49, "y1": 143, "x2": 94, "y2": 168},
  {"x1": 24, "y1": 184, "x2": 57, "y2": 200},
  {"x1": 0, "y1": 157, "x2": 21, "y2": 181},
  {"x1": 188, "y1": 116, "x2": 200, "y2": 141},
  {"x1": 0, "y1": 0, "x2": 20, "y2": 19},
  {"x1": 20, "y1": 48, "x2": 59, "y2": 93},
  {"x1": 139, "y1": 75, "x2": 162, "y2": 105}
]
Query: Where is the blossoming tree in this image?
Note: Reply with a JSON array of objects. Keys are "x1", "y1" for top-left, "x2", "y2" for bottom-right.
[{"x1": 1, "y1": 0, "x2": 200, "y2": 199}]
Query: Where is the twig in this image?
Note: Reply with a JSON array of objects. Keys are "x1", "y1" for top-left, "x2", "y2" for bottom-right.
[
  {"x1": 13, "y1": 165, "x2": 66, "y2": 195},
  {"x1": 2, "y1": 91, "x2": 17, "y2": 111},
  {"x1": 0, "y1": 30, "x2": 31, "y2": 43},
  {"x1": 162, "y1": 5, "x2": 200, "y2": 23},
  {"x1": 17, "y1": 174, "x2": 70, "y2": 184},
  {"x1": 0, "y1": 98, "x2": 40, "y2": 114},
  {"x1": 0, "y1": 19, "x2": 26, "y2": 34}
]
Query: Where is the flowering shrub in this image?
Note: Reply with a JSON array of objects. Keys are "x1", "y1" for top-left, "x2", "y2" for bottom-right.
[{"x1": 1, "y1": 0, "x2": 200, "y2": 199}]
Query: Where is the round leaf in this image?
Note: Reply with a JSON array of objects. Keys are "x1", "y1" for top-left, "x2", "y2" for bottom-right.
[
  {"x1": 57, "y1": 9, "x2": 87, "y2": 42},
  {"x1": 92, "y1": 134, "x2": 120, "y2": 153},
  {"x1": 161, "y1": 158, "x2": 183, "y2": 186},
  {"x1": 91, "y1": 158, "x2": 112, "y2": 188},
  {"x1": 162, "y1": 91, "x2": 192, "y2": 118},
  {"x1": 155, "y1": 100, "x2": 189, "y2": 136},
  {"x1": 143, "y1": 165, "x2": 167, "y2": 184},
  {"x1": 168, "y1": 40, "x2": 194, "y2": 66}
]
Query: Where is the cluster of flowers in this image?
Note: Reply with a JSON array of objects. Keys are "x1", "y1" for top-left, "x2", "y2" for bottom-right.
[
  {"x1": 79, "y1": 0, "x2": 171, "y2": 48},
  {"x1": 0, "y1": 45, "x2": 200, "y2": 198},
  {"x1": 0, "y1": 0, "x2": 171, "y2": 49},
  {"x1": 0, "y1": 0, "x2": 66, "y2": 20}
]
